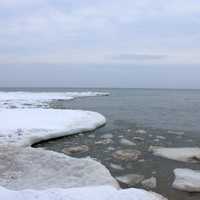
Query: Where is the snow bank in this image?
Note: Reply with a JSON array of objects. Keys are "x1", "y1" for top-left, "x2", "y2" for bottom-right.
[
  {"x1": 0, "y1": 185, "x2": 167, "y2": 200},
  {"x1": 0, "y1": 146, "x2": 118, "y2": 190},
  {"x1": 150, "y1": 146, "x2": 200, "y2": 163},
  {"x1": 0, "y1": 109, "x2": 106, "y2": 146},
  {"x1": 0, "y1": 91, "x2": 109, "y2": 109},
  {"x1": 173, "y1": 168, "x2": 200, "y2": 192}
]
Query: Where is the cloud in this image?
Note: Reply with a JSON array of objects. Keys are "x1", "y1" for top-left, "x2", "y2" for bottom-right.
[
  {"x1": 0, "y1": 0, "x2": 200, "y2": 64},
  {"x1": 111, "y1": 54, "x2": 167, "y2": 61}
]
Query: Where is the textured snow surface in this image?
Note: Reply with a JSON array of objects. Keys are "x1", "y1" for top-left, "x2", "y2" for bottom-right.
[
  {"x1": 0, "y1": 185, "x2": 167, "y2": 200},
  {"x1": 0, "y1": 91, "x2": 109, "y2": 108},
  {"x1": 150, "y1": 146, "x2": 200, "y2": 163},
  {"x1": 173, "y1": 168, "x2": 200, "y2": 192},
  {"x1": 0, "y1": 146, "x2": 118, "y2": 190},
  {"x1": 0, "y1": 109, "x2": 106, "y2": 146}
]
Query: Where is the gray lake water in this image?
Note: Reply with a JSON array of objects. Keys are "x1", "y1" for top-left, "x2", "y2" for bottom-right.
[{"x1": 2, "y1": 88, "x2": 200, "y2": 199}]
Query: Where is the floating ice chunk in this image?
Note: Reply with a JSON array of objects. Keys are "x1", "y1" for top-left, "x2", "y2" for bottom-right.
[
  {"x1": 63, "y1": 145, "x2": 89, "y2": 155},
  {"x1": 95, "y1": 139, "x2": 113, "y2": 145},
  {"x1": 173, "y1": 168, "x2": 200, "y2": 192},
  {"x1": 112, "y1": 149, "x2": 141, "y2": 161},
  {"x1": 107, "y1": 147, "x2": 115, "y2": 151},
  {"x1": 110, "y1": 163, "x2": 124, "y2": 170},
  {"x1": 88, "y1": 134, "x2": 95, "y2": 138},
  {"x1": 135, "y1": 129, "x2": 147, "y2": 134},
  {"x1": 101, "y1": 133, "x2": 113, "y2": 139},
  {"x1": 0, "y1": 185, "x2": 167, "y2": 200},
  {"x1": 116, "y1": 174, "x2": 144, "y2": 186},
  {"x1": 150, "y1": 146, "x2": 200, "y2": 163},
  {"x1": 142, "y1": 177, "x2": 157, "y2": 189},
  {"x1": 0, "y1": 146, "x2": 118, "y2": 190},
  {"x1": 0, "y1": 109, "x2": 106, "y2": 147},
  {"x1": 138, "y1": 159, "x2": 145, "y2": 162},
  {"x1": 120, "y1": 138, "x2": 136, "y2": 146},
  {"x1": 0, "y1": 91, "x2": 109, "y2": 109},
  {"x1": 167, "y1": 130, "x2": 184, "y2": 136},
  {"x1": 156, "y1": 136, "x2": 166, "y2": 140}
]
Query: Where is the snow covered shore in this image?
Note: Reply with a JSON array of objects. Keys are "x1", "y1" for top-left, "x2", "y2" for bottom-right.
[
  {"x1": 0, "y1": 109, "x2": 106, "y2": 146},
  {"x1": 0, "y1": 91, "x2": 109, "y2": 109}
]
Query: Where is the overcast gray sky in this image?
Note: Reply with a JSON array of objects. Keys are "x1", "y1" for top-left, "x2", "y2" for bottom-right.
[{"x1": 0, "y1": 0, "x2": 200, "y2": 88}]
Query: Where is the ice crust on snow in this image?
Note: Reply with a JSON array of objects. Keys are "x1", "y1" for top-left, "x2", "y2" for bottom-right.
[
  {"x1": 173, "y1": 168, "x2": 200, "y2": 192},
  {"x1": 150, "y1": 146, "x2": 200, "y2": 163},
  {"x1": 0, "y1": 185, "x2": 167, "y2": 200},
  {"x1": 0, "y1": 109, "x2": 106, "y2": 146},
  {"x1": 0, "y1": 91, "x2": 109, "y2": 109}
]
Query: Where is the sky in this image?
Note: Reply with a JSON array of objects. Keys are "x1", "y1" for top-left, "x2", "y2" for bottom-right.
[{"x1": 0, "y1": 0, "x2": 200, "y2": 88}]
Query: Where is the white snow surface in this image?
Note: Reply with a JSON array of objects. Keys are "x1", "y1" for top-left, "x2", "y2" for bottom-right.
[
  {"x1": 0, "y1": 146, "x2": 118, "y2": 190},
  {"x1": 0, "y1": 185, "x2": 167, "y2": 200},
  {"x1": 0, "y1": 109, "x2": 106, "y2": 146},
  {"x1": 173, "y1": 168, "x2": 200, "y2": 192},
  {"x1": 150, "y1": 146, "x2": 200, "y2": 163},
  {"x1": 0, "y1": 91, "x2": 109, "y2": 109}
]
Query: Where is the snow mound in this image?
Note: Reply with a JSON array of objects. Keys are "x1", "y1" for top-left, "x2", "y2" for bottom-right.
[
  {"x1": 173, "y1": 168, "x2": 200, "y2": 192},
  {"x1": 0, "y1": 185, "x2": 167, "y2": 200},
  {"x1": 0, "y1": 91, "x2": 109, "y2": 109},
  {"x1": 0, "y1": 146, "x2": 118, "y2": 190},
  {"x1": 0, "y1": 109, "x2": 106, "y2": 146},
  {"x1": 150, "y1": 146, "x2": 200, "y2": 163}
]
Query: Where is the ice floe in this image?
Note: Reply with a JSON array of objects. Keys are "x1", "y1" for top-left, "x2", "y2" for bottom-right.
[
  {"x1": 156, "y1": 136, "x2": 166, "y2": 140},
  {"x1": 95, "y1": 138, "x2": 113, "y2": 145},
  {"x1": 150, "y1": 146, "x2": 200, "y2": 163},
  {"x1": 101, "y1": 133, "x2": 113, "y2": 139},
  {"x1": 112, "y1": 149, "x2": 141, "y2": 161},
  {"x1": 142, "y1": 177, "x2": 157, "y2": 189},
  {"x1": 0, "y1": 185, "x2": 167, "y2": 200},
  {"x1": 135, "y1": 129, "x2": 147, "y2": 134},
  {"x1": 173, "y1": 168, "x2": 200, "y2": 192},
  {"x1": 133, "y1": 137, "x2": 144, "y2": 142},
  {"x1": 120, "y1": 138, "x2": 136, "y2": 146},
  {"x1": 62, "y1": 145, "x2": 89, "y2": 155},
  {"x1": 110, "y1": 163, "x2": 124, "y2": 170},
  {"x1": 0, "y1": 109, "x2": 106, "y2": 146},
  {"x1": 167, "y1": 130, "x2": 184, "y2": 136},
  {"x1": 0, "y1": 91, "x2": 109, "y2": 109},
  {"x1": 0, "y1": 146, "x2": 118, "y2": 190},
  {"x1": 116, "y1": 174, "x2": 144, "y2": 186}
]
